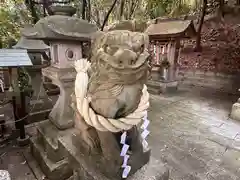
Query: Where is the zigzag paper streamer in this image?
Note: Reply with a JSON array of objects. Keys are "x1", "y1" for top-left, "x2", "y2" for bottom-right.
[
  {"x1": 141, "y1": 111, "x2": 150, "y2": 149},
  {"x1": 120, "y1": 131, "x2": 131, "y2": 178},
  {"x1": 0, "y1": 79, "x2": 4, "y2": 92}
]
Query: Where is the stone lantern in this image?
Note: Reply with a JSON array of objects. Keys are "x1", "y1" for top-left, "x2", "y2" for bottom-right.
[
  {"x1": 22, "y1": 5, "x2": 97, "y2": 129},
  {"x1": 22, "y1": 5, "x2": 98, "y2": 179},
  {"x1": 13, "y1": 28, "x2": 52, "y2": 123}
]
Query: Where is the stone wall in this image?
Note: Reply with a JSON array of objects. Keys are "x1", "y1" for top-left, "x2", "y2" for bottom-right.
[{"x1": 178, "y1": 69, "x2": 240, "y2": 94}]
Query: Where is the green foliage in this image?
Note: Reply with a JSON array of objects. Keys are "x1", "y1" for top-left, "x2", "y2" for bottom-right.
[
  {"x1": 18, "y1": 68, "x2": 33, "y2": 94},
  {"x1": 146, "y1": 0, "x2": 172, "y2": 18},
  {"x1": 0, "y1": 0, "x2": 31, "y2": 48},
  {"x1": 146, "y1": 0, "x2": 192, "y2": 19},
  {"x1": 169, "y1": 0, "x2": 191, "y2": 17},
  {"x1": 0, "y1": 6, "x2": 20, "y2": 47}
]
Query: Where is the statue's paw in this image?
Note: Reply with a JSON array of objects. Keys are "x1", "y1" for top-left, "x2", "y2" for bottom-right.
[{"x1": 81, "y1": 128, "x2": 101, "y2": 154}]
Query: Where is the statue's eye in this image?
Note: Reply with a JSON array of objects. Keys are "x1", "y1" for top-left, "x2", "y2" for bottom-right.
[
  {"x1": 140, "y1": 44, "x2": 144, "y2": 53},
  {"x1": 107, "y1": 46, "x2": 119, "y2": 55},
  {"x1": 103, "y1": 45, "x2": 108, "y2": 52},
  {"x1": 132, "y1": 44, "x2": 144, "y2": 53}
]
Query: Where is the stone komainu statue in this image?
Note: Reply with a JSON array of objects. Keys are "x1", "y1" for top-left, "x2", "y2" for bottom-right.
[{"x1": 73, "y1": 30, "x2": 151, "y2": 179}]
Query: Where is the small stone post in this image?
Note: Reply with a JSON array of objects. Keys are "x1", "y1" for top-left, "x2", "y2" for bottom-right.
[{"x1": 230, "y1": 96, "x2": 240, "y2": 121}]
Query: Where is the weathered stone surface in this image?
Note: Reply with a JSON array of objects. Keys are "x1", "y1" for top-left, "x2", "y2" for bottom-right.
[
  {"x1": 42, "y1": 67, "x2": 76, "y2": 129},
  {"x1": 30, "y1": 120, "x2": 74, "y2": 180},
  {"x1": 128, "y1": 158, "x2": 169, "y2": 180},
  {"x1": 73, "y1": 30, "x2": 153, "y2": 179},
  {"x1": 147, "y1": 79, "x2": 178, "y2": 94},
  {"x1": 37, "y1": 120, "x2": 64, "y2": 162},
  {"x1": 58, "y1": 132, "x2": 168, "y2": 180},
  {"x1": 31, "y1": 137, "x2": 72, "y2": 180},
  {"x1": 178, "y1": 70, "x2": 240, "y2": 94},
  {"x1": 71, "y1": 158, "x2": 169, "y2": 180},
  {"x1": 13, "y1": 32, "x2": 49, "y2": 52},
  {"x1": 22, "y1": 7, "x2": 98, "y2": 42}
]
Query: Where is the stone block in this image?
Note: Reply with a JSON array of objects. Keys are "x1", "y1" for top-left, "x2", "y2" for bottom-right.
[
  {"x1": 159, "y1": 81, "x2": 178, "y2": 93},
  {"x1": 58, "y1": 133, "x2": 169, "y2": 180},
  {"x1": 30, "y1": 137, "x2": 72, "y2": 180},
  {"x1": 147, "y1": 80, "x2": 178, "y2": 94},
  {"x1": 37, "y1": 120, "x2": 64, "y2": 162},
  {"x1": 230, "y1": 102, "x2": 240, "y2": 121},
  {"x1": 71, "y1": 158, "x2": 169, "y2": 180},
  {"x1": 30, "y1": 120, "x2": 76, "y2": 180}
]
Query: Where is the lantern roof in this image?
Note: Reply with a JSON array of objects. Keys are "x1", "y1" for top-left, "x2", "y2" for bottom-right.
[
  {"x1": 22, "y1": 5, "x2": 98, "y2": 43},
  {"x1": 13, "y1": 26, "x2": 49, "y2": 52}
]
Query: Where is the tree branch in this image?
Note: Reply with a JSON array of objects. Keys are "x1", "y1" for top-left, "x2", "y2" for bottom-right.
[{"x1": 101, "y1": 0, "x2": 118, "y2": 31}]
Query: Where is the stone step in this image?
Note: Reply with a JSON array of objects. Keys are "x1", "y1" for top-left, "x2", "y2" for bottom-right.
[
  {"x1": 147, "y1": 86, "x2": 161, "y2": 95},
  {"x1": 30, "y1": 136, "x2": 72, "y2": 180},
  {"x1": 36, "y1": 120, "x2": 66, "y2": 162},
  {"x1": 58, "y1": 132, "x2": 169, "y2": 180}
]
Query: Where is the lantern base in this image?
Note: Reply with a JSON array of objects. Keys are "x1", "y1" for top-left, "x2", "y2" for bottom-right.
[
  {"x1": 147, "y1": 80, "x2": 178, "y2": 94},
  {"x1": 29, "y1": 120, "x2": 73, "y2": 180}
]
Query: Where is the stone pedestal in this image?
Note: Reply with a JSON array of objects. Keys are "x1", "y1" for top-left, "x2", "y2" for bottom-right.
[
  {"x1": 57, "y1": 130, "x2": 169, "y2": 180},
  {"x1": 147, "y1": 79, "x2": 178, "y2": 94},
  {"x1": 230, "y1": 98, "x2": 240, "y2": 121},
  {"x1": 30, "y1": 66, "x2": 76, "y2": 180},
  {"x1": 29, "y1": 121, "x2": 169, "y2": 180},
  {"x1": 42, "y1": 66, "x2": 76, "y2": 129},
  {"x1": 148, "y1": 67, "x2": 178, "y2": 94},
  {"x1": 30, "y1": 120, "x2": 73, "y2": 180}
]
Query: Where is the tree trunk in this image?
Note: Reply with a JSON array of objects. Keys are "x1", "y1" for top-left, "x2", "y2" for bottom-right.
[
  {"x1": 82, "y1": 0, "x2": 87, "y2": 20},
  {"x1": 217, "y1": 0, "x2": 225, "y2": 19},
  {"x1": 195, "y1": 0, "x2": 207, "y2": 52},
  {"x1": 42, "y1": 0, "x2": 53, "y2": 16},
  {"x1": 101, "y1": 0, "x2": 118, "y2": 31},
  {"x1": 119, "y1": 0, "x2": 125, "y2": 20},
  {"x1": 95, "y1": 8, "x2": 101, "y2": 28},
  {"x1": 128, "y1": 0, "x2": 138, "y2": 19},
  {"x1": 86, "y1": 0, "x2": 91, "y2": 22},
  {"x1": 25, "y1": 0, "x2": 39, "y2": 24}
]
